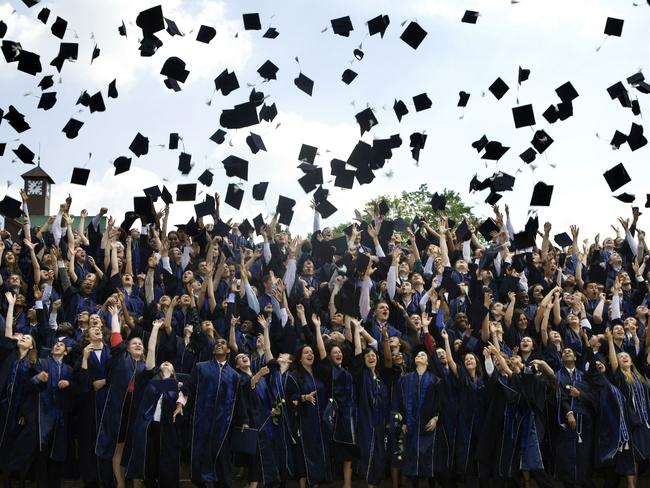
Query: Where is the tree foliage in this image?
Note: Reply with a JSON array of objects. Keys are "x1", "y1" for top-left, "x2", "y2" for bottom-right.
[{"x1": 331, "y1": 184, "x2": 479, "y2": 235}]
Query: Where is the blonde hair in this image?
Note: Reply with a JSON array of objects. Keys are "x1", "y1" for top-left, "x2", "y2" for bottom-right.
[{"x1": 618, "y1": 352, "x2": 647, "y2": 385}]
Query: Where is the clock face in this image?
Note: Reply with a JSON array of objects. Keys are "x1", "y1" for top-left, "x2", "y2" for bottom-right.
[{"x1": 27, "y1": 180, "x2": 43, "y2": 196}]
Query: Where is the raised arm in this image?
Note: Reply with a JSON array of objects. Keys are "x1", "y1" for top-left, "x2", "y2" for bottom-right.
[
  {"x1": 352, "y1": 319, "x2": 362, "y2": 356},
  {"x1": 606, "y1": 328, "x2": 618, "y2": 373},
  {"x1": 4, "y1": 292, "x2": 16, "y2": 338},
  {"x1": 23, "y1": 239, "x2": 41, "y2": 285},
  {"x1": 504, "y1": 291, "x2": 516, "y2": 329},
  {"x1": 146, "y1": 319, "x2": 163, "y2": 370},
  {"x1": 125, "y1": 236, "x2": 134, "y2": 277},
  {"x1": 442, "y1": 329, "x2": 458, "y2": 377},
  {"x1": 312, "y1": 314, "x2": 327, "y2": 360},
  {"x1": 228, "y1": 316, "x2": 239, "y2": 354},
  {"x1": 257, "y1": 314, "x2": 273, "y2": 360}
]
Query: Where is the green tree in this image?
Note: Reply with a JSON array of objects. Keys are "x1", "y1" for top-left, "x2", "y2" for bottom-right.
[{"x1": 331, "y1": 184, "x2": 479, "y2": 235}]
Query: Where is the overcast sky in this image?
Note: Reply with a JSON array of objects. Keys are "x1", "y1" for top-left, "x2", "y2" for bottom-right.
[{"x1": 1, "y1": 0, "x2": 648, "y2": 240}]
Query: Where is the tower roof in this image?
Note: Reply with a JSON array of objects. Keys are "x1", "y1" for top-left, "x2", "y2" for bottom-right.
[{"x1": 21, "y1": 166, "x2": 55, "y2": 184}]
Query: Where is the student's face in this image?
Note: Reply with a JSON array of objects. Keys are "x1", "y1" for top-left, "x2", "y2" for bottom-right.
[
  {"x1": 532, "y1": 286, "x2": 544, "y2": 301},
  {"x1": 127, "y1": 338, "x2": 144, "y2": 358},
  {"x1": 400, "y1": 281, "x2": 412, "y2": 295},
  {"x1": 89, "y1": 314, "x2": 102, "y2": 328},
  {"x1": 302, "y1": 260, "x2": 314, "y2": 276},
  {"x1": 561, "y1": 348, "x2": 576, "y2": 363},
  {"x1": 330, "y1": 346, "x2": 343, "y2": 365},
  {"x1": 398, "y1": 261, "x2": 410, "y2": 275},
  {"x1": 4, "y1": 251, "x2": 15, "y2": 265},
  {"x1": 618, "y1": 352, "x2": 632, "y2": 369},
  {"x1": 300, "y1": 347, "x2": 314, "y2": 367},
  {"x1": 180, "y1": 295, "x2": 191, "y2": 306},
  {"x1": 363, "y1": 350, "x2": 377, "y2": 369},
  {"x1": 322, "y1": 228, "x2": 332, "y2": 240},
  {"x1": 122, "y1": 273, "x2": 133, "y2": 287},
  {"x1": 214, "y1": 339, "x2": 230, "y2": 356},
  {"x1": 182, "y1": 271, "x2": 194, "y2": 283},
  {"x1": 585, "y1": 283, "x2": 598, "y2": 299},
  {"x1": 392, "y1": 351, "x2": 404, "y2": 365},
  {"x1": 88, "y1": 325, "x2": 103, "y2": 341},
  {"x1": 375, "y1": 303, "x2": 389, "y2": 321},
  {"x1": 455, "y1": 260, "x2": 468, "y2": 273},
  {"x1": 75, "y1": 247, "x2": 86, "y2": 261},
  {"x1": 516, "y1": 314, "x2": 528, "y2": 330},
  {"x1": 613, "y1": 324, "x2": 625, "y2": 339},
  {"x1": 414, "y1": 351, "x2": 428, "y2": 367},
  {"x1": 463, "y1": 354, "x2": 476, "y2": 371},
  {"x1": 436, "y1": 348, "x2": 448, "y2": 365},
  {"x1": 52, "y1": 341, "x2": 67, "y2": 355},
  {"x1": 520, "y1": 337, "x2": 533, "y2": 352},
  {"x1": 235, "y1": 354, "x2": 249, "y2": 369},
  {"x1": 411, "y1": 273, "x2": 424, "y2": 286}
]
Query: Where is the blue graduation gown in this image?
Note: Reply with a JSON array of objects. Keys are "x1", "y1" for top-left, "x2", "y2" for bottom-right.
[
  {"x1": 125, "y1": 370, "x2": 182, "y2": 484},
  {"x1": 353, "y1": 357, "x2": 391, "y2": 485},
  {"x1": 95, "y1": 346, "x2": 145, "y2": 460},
  {"x1": 286, "y1": 368, "x2": 330, "y2": 485},
  {"x1": 37, "y1": 357, "x2": 73, "y2": 461},
  {"x1": 268, "y1": 368, "x2": 295, "y2": 480},
  {"x1": 453, "y1": 370, "x2": 486, "y2": 474},
  {"x1": 614, "y1": 369, "x2": 650, "y2": 461},
  {"x1": 397, "y1": 370, "x2": 443, "y2": 478},
  {"x1": 187, "y1": 359, "x2": 244, "y2": 485}
]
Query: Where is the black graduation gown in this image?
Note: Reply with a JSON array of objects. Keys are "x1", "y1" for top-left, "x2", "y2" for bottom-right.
[
  {"x1": 267, "y1": 366, "x2": 296, "y2": 480},
  {"x1": 95, "y1": 344, "x2": 145, "y2": 460},
  {"x1": 125, "y1": 369, "x2": 183, "y2": 487}
]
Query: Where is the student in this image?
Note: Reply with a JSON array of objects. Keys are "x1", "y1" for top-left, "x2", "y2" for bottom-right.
[{"x1": 125, "y1": 319, "x2": 185, "y2": 488}]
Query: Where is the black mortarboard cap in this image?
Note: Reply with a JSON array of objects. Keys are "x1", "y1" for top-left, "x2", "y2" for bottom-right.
[
  {"x1": 481, "y1": 141, "x2": 510, "y2": 160},
  {"x1": 489, "y1": 77, "x2": 509, "y2": 100},
  {"x1": 276, "y1": 195, "x2": 296, "y2": 225},
  {"x1": 194, "y1": 200, "x2": 213, "y2": 218},
  {"x1": 16, "y1": 50, "x2": 41, "y2": 75},
  {"x1": 38, "y1": 75, "x2": 53, "y2": 90},
  {"x1": 603, "y1": 163, "x2": 630, "y2": 192},
  {"x1": 165, "y1": 18, "x2": 183, "y2": 36},
  {"x1": 37, "y1": 7, "x2": 50, "y2": 23},
  {"x1": 557, "y1": 101, "x2": 573, "y2": 120},
  {"x1": 461, "y1": 10, "x2": 479, "y2": 24},
  {"x1": 331, "y1": 16, "x2": 353, "y2": 36},
  {"x1": 315, "y1": 199, "x2": 337, "y2": 219},
  {"x1": 413, "y1": 93, "x2": 432, "y2": 112},
  {"x1": 246, "y1": 132, "x2": 266, "y2": 154},
  {"x1": 472, "y1": 134, "x2": 488, "y2": 152},
  {"x1": 209, "y1": 129, "x2": 227, "y2": 144},
  {"x1": 604, "y1": 17, "x2": 624, "y2": 37},
  {"x1": 355, "y1": 166, "x2": 375, "y2": 185},
  {"x1": 614, "y1": 193, "x2": 635, "y2": 204},
  {"x1": 556, "y1": 81, "x2": 579, "y2": 103},
  {"x1": 134, "y1": 196, "x2": 156, "y2": 221},
  {"x1": 136, "y1": 5, "x2": 165, "y2": 35},
  {"x1": 243, "y1": 13, "x2": 261, "y2": 30},
  {"x1": 455, "y1": 220, "x2": 471, "y2": 242},
  {"x1": 0, "y1": 196, "x2": 23, "y2": 219},
  {"x1": 37, "y1": 91, "x2": 57, "y2": 110},
  {"x1": 51, "y1": 16, "x2": 67, "y2": 39},
  {"x1": 250, "y1": 182, "x2": 268, "y2": 201},
  {"x1": 214, "y1": 69, "x2": 239, "y2": 95},
  {"x1": 295, "y1": 72, "x2": 314, "y2": 96},
  {"x1": 478, "y1": 218, "x2": 499, "y2": 241},
  {"x1": 400, "y1": 21, "x2": 427, "y2": 49},
  {"x1": 176, "y1": 183, "x2": 196, "y2": 202},
  {"x1": 91, "y1": 44, "x2": 100, "y2": 63},
  {"x1": 646, "y1": 195, "x2": 650, "y2": 209},
  {"x1": 367, "y1": 14, "x2": 390, "y2": 37},
  {"x1": 61, "y1": 118, "x2": 83, "y2": 139},
  {"x1": 50, "y1": 42, "x2": 78, "y2": 72},
  {"x1": 198, "y1": 170, "x2": 213, "y2": 187},
  {"x1": 169, "y1": 133, "x2": 179, "y2": 150},
  {"x1": 2, "y1": 40, "x2": 21, "y2": 63},
  {"x1": 88, "y1": 91, "x2": 105, "y2": 113},
  {"x1": 257, "y1": 60, "x2": 278, "y2": 80},
  {"x1": 114, "y1": 156, "x2": 131, "y2": 175},
  {"x1": 222, "y1": 155, "x2": 248, "y2": 180},
  {"x1": 347, "y1": 141, "x2": 372, "y2": 168},
  {"x1": 77, "y1": 91, "x2": 91, "y2": 107},
  {"x1": 143, "y1": 186, "x2": 161, "y2": 201},
  {"x1": 410, "y1": 132, "x2": 427, "y2": 161},
  {"x1": 259, "y1": 102, "x2": 277, "y2": 122},
  {"x1": 542, "y1": 105, "x2": 559, "y2": 124},
  {"x1": 0, "y1": 144, "x2": 5, "y2": 156},
  {"x1": 249, "y1": 88, "x2": 265, "y2": 106},
  {"x1": 160, "y1": 56, "x2": 189, "y2": 83},
  {"x1": 129, "y1": 132, "x2": 149, "y2": 157},
  {"x1": 178, "y1": 152, "x2": 192, "y2": 174},
  {"x1": 430, "y1": 192, "x2": 446, "y2": 211},
  {"x1": 393, "y1": 99, "x2": 409, "y2": 121},
  {"x1": 196, "y1": 25, "x2": 216, "y2": 43},
  {"x1": 628, "y1": 123, "x2": 647, "y2": 152},
  {"x1": 611, "y1": 130, "x2": 628, "y2": 149},
  {"x1": 298, "y1": 168, "x2": 323, "y2": 193},
  {"x1": 253, "y1": 214, "x2": 265, "y2": 235},
  {"x1": 237, "y1": 219, "x2": 253, "y2": 238},
  {"x1": 118, "y1": 20, "x2": 127, "y2": 36},
  {"x1": 354, "y1": 252, "x2": 371, "y2": 277},
  {"x1": 355, "y1": 107, "x2": 378, "y2": 134},
  {"x1": 530, "y1": 182, "x2": 554, "y2": 207},
  {"x1": 531, "y1": 130, "x2": 553, "y2": 154},
  {"x1": 519, "y1": 147, "x2": 537, "y2": 164},
  {"x1": 3, "y1": 105, "x2": 29, "y2": 133},
  {"x1": 71, "y1": 167, "x2": 90, "y2": 186},
  {"x1": 519, "y1": 66, "x2": 530, "y2": 84},
  {"x1": 341, "y1": 69, "x2": 357, "y2": 85},
  {"x1": 161, "y1": 186, "x2": 173, "y2": 205},
  {"x1": 458, "y1": 91, "x2": 470, "y2": 107},
  {"x1": 220, "y1": 101, "x2": 259, "y2": 129},
  {"x1": 262, "y1": 27, "x2": 279, "y2": 39},
  {"x1": 298, "y1": 144, "x2": 317, "y2": 163},
  {"x1": 554, "y1": 232, "x2": 573, "y2": 248},
  {"x1": 12, "y1": 144, "x2": 35, "y2": 164},
  {"x1": 490, "y1": 171, "x2": 515, "y2": 192},
  {"x1": 439, "y1": 272, "x2": 462, "y2": 300},
  {"x1": 0, "y1": 21, "x2": 5, "y2": 38},
  {"x1": 485, "y1": 192, "x2": 502, "y2": 205},
  {"x1": 512, "y1": 104, "x2": 535, "y2": 128},
  {"x1": 108, "y1": 79, "x2": 118, "y2": 98},
  {"x1": 334, "y1": 169, "x2": 355, "y2": 189}
]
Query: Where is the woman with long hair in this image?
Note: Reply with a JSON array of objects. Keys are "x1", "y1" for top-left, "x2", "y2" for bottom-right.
[
  {"x1": 352, "y1": 320, "x2": 393, "y2": 488},
  {"x1": 285, "y1": 340, "x2": 330, "y2": 488},
  {"x1": 608, "y1": 328, "x2": 650, "y2": 481},
  {"x1": 125, "y1": 319, "x2": 184, "y2": 488},
  {"x1": 95, "y1": 304, "x2": 145, "y2": 488},
  {"x1": 0, "y1": 292, "x2": 38, "y2": 485},
  {"x1": 442, "y1": 328, "x2": 487, "y2": 488}
]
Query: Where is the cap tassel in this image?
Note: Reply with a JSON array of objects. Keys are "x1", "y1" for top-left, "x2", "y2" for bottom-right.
[{"x1": 596, "y1": 36, "x2": 608, "y2": 52}]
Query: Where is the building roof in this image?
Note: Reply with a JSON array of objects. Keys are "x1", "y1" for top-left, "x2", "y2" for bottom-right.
[{"x1": 21, "y1": 166, "x2": 55, "y2": 184}]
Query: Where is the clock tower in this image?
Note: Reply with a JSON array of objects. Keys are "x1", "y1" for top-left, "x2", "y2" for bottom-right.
[{"x1": 21, "y1": 165, "x2": 54, "y2": 216}]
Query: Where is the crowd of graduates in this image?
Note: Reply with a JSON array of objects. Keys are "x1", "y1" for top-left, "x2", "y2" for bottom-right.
[{"x1": 2, "y1": 190, "x2": 650, "y2": 488}]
